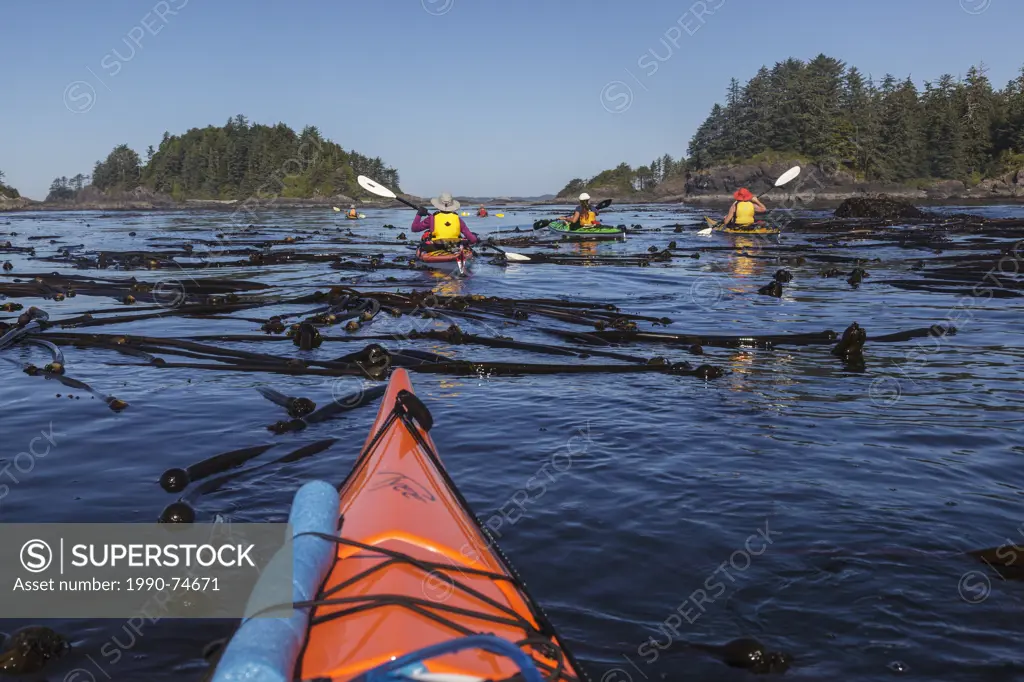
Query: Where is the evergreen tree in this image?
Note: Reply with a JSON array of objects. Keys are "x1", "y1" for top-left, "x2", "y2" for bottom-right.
[
  {"x1": 961, "y1": 64, "x2": 997, "y2": 175},
  {"x1": 922, "y1": 75, "x2": 966, "y2": 178},
  {"x1": 92, "y1": 144, "x2": 142, "y2": 191}
]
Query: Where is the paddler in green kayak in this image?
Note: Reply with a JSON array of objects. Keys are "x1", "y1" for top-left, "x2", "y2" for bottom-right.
[
  {"x1": 720, "y1": 188, "x2": 767, "y2": 231},
  {"x1": 561, "y1": 193, "x2": 600, "y2": 230}
]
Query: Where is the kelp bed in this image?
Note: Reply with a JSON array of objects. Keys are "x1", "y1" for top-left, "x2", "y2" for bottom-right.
[{"x1": 2, "y1": 212, "x2": 1022, "y2": 413}]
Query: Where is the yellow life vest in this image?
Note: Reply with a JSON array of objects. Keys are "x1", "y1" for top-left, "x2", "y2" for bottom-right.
[
  {"x1": 432, "y1": 212, "x2": 462, "y2": 240},
  {"x1": 734, "y1": 201, "x2": 755, "y2": 226},
  {"x1": 578, "y1": 206, "x2": 596, "y2": 226}
]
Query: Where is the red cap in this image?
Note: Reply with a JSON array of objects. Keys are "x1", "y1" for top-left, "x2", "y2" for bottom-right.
[{"x1": 733, "y1": 188, "x2": 753, "y2": 201}]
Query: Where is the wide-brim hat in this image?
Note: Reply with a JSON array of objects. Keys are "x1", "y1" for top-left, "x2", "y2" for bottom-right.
[
  {"x1": 431, "y1": 192, "x2": 461, "y2": 212},
  {"x1": 733, "y1": 188, "x2": 753, "y2": 201}
]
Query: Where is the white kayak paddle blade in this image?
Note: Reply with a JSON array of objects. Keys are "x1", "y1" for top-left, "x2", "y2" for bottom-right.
[
  {"x1": 357, "y1": 175, "x2": 396, "y2": 199},
  {"x1": 775, "y1": 166, "x2": 801, "y2": 187}
]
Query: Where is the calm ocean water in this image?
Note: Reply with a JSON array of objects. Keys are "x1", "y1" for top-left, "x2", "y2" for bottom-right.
[{"x1": 1, "y1": 203, "x2": 1022, "y2": 681}]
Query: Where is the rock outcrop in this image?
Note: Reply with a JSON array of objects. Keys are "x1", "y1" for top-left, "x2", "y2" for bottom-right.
[{"x1": 833, "y1": 195, "x2": 929, "y2": 220}]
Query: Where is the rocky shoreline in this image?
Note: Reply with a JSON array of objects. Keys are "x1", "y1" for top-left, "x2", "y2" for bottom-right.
[
  {"x1": 5, "y1": 158, "x2": 1024, "y2": 213},
  {"x1": 552, "y1": 158, "x2": 1024, "y2": 209}
]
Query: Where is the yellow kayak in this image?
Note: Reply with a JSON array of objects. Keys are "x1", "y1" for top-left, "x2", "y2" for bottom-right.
[{"x1": 705, "y1": 216, "x2": 780, "y2": 235}]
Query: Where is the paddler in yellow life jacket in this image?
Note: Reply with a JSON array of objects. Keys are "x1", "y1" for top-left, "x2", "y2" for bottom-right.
[
  {"x1": 564, "y1": 193, "x2": 599, "y2": 228},
  {"x1": 411, "y1": 192, "x2": 480, "y2": 247},
  {"x1": 721, "y1": 188, "x2": 766, "y2": 230},
  {"x1": 347, "y1": 205, "x2": 358, "y2": 218}
]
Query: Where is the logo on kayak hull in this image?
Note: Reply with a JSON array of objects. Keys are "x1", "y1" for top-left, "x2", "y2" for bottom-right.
[{"x1": 370, "y1": 472, "x2": 436, "y2": 503}]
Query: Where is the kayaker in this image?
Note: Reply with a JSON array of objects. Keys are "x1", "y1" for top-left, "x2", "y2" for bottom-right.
[
  {"x1": 412, "y1": 192, "x2": 480, "y2": 247},
  {"x1": 347, "y1": 205, "x2": 358, "y2": 218},
  {"x1": 477, "y1": 205, "x2": 488, "y2": 217},
  {"x1": 721, "y1": 188, "x2": 767, "y2": 230},
  {"x1": 564, "y1": 193, "x2": 599, "y2": 227}
]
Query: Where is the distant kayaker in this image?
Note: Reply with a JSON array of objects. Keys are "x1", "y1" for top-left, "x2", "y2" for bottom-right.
[
  {"x1": 477, "y1": 205, "x2": 488, "y2": 217},
  {"x1": 347, "y1": 205, "x2": 358, "y2": 218},
  {"x1": 721, "y1": 188, "x2": 766, "y2": 230},
  {"x1": 564, "y1": 193, "x2": 599, "y2": 227},
  {"x1": 412, "y1": 192, "x2": 479, "y2": 245}
]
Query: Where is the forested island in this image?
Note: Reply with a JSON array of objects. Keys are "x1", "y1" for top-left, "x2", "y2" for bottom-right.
[
  {"x1": 4, "y1": 116, "x2": 403, "y2": 211},
  {"x1": 558, "y1": 56, "x2": 1024, "y2": 204}
]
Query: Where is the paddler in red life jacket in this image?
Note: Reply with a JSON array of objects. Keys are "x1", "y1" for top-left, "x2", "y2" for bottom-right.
[
  {"x1": 721, "y1": 188, "x2": 766, "y2": 230},
  {"x1": 411, "y1": 192, "x2": 480, "y2": 248},
  {"x1": 477, "y1": 205, "x2": 488, "y2": 217},
  {"x1": 564, "y1": 193, "x2": 599, "y2": 227}
]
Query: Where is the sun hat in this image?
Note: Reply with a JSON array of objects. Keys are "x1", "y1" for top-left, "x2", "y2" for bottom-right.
[
  {"x1": 431, "y1": 192, "x2": 461, "y2": 211},
  {"x1": 733, "y1": 188, "x2": 753, "y2": 201},
  {"x1": 579, "y1": 193, "x2": 590, "y2": 201}
]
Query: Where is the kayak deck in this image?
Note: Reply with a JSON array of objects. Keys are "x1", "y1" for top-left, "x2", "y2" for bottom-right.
[
  {"x1": 295, "y1": 370, "x2": 582, "y2": 682},
  {"x1": 704, "y1": 216, "x2": 780, "y2": 235}
]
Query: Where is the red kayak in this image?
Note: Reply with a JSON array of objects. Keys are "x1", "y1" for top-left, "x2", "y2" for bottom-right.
[{"x1": 416, "y1": 240, "x2": 474, "y2": 275}]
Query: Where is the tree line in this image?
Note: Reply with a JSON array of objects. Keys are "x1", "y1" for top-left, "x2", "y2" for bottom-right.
[
  {"x1": 561, "y1": 55, "x2": 1024, "y2": 195},
  {"x1": 687, "y1": 55, "x2": 1024, "y2": 183},
  {"x1": 559, "y1": 155, "x2": 687, "y2": 197},
  {"x1": 46, "y1": 115, "x2": 401, "y2": 202}
]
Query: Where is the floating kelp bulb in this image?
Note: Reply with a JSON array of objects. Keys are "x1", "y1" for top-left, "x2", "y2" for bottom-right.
[
  {"x1": 106, "y1": 398, "x2": 129, "y2": 411},
  {"x1": 159, "y1": 501, "x2": 195, "y2": 524},
  {"x1": 53, "y1": 293, "x2": 65, "y2": 302},
  {"x1": 122, "y1": 295, "x2": 135, "y2": 304},
  {"x1": 2, "y1": 261, "x2": 12, "y2": 271},
  {"x1": 345, "y1": 320, "x2": 360, "y2": 332},
  {"x1": 44, "y1": 362, "x2": 64, "y2": 374},
  {"x1": 160, "y1": 468, "x2": 190, "y2": 493},
  {"x1": 288, "y1": 397, "x2": 316, "y2": 418},
  {"x1": 694, "y1": 364, "x2": 724, "y2": 379},
  {"x1": 689, "y1": 344, "x2": 704, "y2": 355},
  {"x1": 129, "y1": 231, "x2": 136, "y2": 236},
  {"x1": 284, "y1": 236, "x2": 295, "y2": 243}
]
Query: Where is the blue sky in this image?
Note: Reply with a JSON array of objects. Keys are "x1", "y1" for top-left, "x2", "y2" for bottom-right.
[{"x1": 2, "y1": 0, "x2": 1021, "y2": 200}]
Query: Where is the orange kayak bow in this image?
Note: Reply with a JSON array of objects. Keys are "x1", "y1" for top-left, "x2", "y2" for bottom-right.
[{"x1": 211, "y1": 368, "x2": 586, "y2": 682}]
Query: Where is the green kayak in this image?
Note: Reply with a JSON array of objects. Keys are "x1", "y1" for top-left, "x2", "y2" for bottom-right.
[{"x1": 545, "y1": 219, "x2": 626, "y2": 240}]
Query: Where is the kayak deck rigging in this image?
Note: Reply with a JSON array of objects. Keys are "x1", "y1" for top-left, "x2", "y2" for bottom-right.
[{"x1": 292, "y1": 530, "x2": 574, "y2": 682}]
